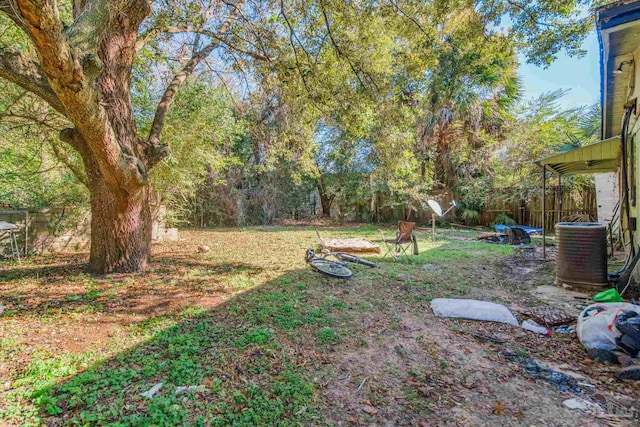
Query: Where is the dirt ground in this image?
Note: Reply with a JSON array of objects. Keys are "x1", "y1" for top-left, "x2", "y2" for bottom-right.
[{"x1": 1, "y1": 226, "x2": 639, "y2": 426}]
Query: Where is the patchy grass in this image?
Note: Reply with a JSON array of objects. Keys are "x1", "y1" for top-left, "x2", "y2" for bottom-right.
[{"x1": 1, "y1": 226, "x2": 638, "y2": 426}]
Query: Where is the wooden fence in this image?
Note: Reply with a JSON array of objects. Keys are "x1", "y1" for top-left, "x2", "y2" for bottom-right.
[
  {"x1": 481, "y1": 188, "x2": 597, "y2": 230},
  {"x1": 373, "y1": 186, "x2": 598, "y2": 230}
]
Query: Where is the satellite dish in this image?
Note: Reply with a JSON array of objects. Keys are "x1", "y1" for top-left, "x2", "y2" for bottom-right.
[{"x1": 428, "y1": 200, "x2": 443, "y2": 217}]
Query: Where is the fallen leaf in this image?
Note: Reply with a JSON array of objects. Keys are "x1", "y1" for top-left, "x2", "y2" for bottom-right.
[
  {"x1": 361, "y1": 404, "x2": 378, "y2": 415},
  {"x1": 492, "y1": 400, "x2": 504, "y2": 415}
]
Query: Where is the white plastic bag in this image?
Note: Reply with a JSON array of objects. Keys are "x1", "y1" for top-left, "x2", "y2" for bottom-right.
[
  {"x1": 430, "y1": 298, "x2": 519, "y2": 326},
  {"x1": 576, "y1": 303, "x2": 640, "y2": 351}
]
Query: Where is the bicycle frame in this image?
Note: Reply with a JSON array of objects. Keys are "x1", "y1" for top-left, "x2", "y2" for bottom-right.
[{"x1": 305, "y1": 248, "x2": 376, "y2": 268}]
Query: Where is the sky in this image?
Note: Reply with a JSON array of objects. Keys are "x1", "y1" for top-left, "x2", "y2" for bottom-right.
[{"x1": 517, "y1": 30, "x2": 600, "y2": 110}]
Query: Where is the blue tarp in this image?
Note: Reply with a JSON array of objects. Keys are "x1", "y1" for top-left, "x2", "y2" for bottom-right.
[{"x1": 494, "y1": 224, "x2": 543, "y2": 235}]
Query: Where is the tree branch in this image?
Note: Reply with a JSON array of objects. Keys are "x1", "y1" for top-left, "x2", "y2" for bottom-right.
[
  {"x1": 319, "y1": 2, "x2": 378, "y2": 95},
  {"x1": 50, "y1": 139, "x2": 89, "y2": 186},
  {"x1": 388, "y1": 0, "x2": 430, "y2": 38},
  {"x1": 0, "y1": 48, "x2": 66, "y2": 115},
  {"x1": 135, "y1": 2, "x2": 215, "y2": 52},
  {"x1": 0, "y1": 0, "x2": 29, "y2": 33},
  {"x1": 136, "y1": 24, "x2": 268, "y2": 62},
  {"x1": 72, "y1": 0, "x2": 89, "y2": 19},
  {"x1": 12, "y1": 0, "x2": 154, "y2": 188},
  {"x1": 0, "y1": 111, "x2": 61, "y2": 131},
  {"x1": 234, "y1": 3, "x2": 272, "y2": 60},
  {"x1": 146, "y1": 0, "x2": 246, "y2": 167},
  {"x1": 66, "y1": 0, "x2": 109, "y2": 76},
  {"x1": 14, "y1": 0, "x2": 86, "y2": 93},
  {"x1": 505, "y1": 0, "x2": 560, "y2": 30},
  {"x1": 280, "y1": 0, "x2": 323, "y2": 111}
]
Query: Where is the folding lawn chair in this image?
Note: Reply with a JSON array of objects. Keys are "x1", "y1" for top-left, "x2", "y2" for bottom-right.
[{"x1": 380, "y1": 221, "x2": 417, "y2": 260}]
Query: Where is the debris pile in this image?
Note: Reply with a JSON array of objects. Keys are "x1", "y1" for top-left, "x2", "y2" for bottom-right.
[
  {"x1": 500, "y1": 351, "x2": 582, "y2": 393},
  {"x1": 477, "y1": 225, "x2": 540, "y2": 245},
  {"x1": 431, "y1": 296, "x2": 640, "y2": 383},
  {"x1": 577, "y1": 303, "x2": 640, "y2": 361}
]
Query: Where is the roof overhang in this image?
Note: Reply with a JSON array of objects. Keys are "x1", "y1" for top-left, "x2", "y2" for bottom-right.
[
  {"x1": 535, "y1": 136, "x2": 621, "y2": 175},
  {"x1": 597, "y1": 1, "x2": 640, "y2": 30},
  {"x1": 596, "y1": 1, "x2": 640, "y2": 139}
]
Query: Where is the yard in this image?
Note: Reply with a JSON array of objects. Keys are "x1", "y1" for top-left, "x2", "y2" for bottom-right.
[{"x1": 1, "y1": 226, "x2": 639, "y2": 426}]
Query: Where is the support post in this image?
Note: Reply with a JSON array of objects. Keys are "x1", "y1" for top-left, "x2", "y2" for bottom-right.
[
  {"x1": 557, "y1": 174, "x2": 562, "y2": 224},
  {"x1": 542, "y1": 166, "x2": 547, "y2": 260},
  {"x1": 432, "y1": 213, "x2": 436, "y2": 241}
]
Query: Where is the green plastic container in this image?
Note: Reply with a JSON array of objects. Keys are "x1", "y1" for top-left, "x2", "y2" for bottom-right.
[{"x1": 593, "y1": 288, "x2": 623, "y2": 303}]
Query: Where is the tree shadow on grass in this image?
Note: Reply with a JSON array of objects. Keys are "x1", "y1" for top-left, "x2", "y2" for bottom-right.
[
  {"x1": 10, "y1": 267, "x2": 338, "y2": 426},
  {"x1": 0, "y1": 261, "x2": 87, "y2": 283},
  {"x1": 0, "y1": 254, "x2": 262, "y2": 283},
  {"x1": 3, "y1": 237, "x2": 516, "y2": 426},
  {"x1": 0, "y1": 252, "x2": 263, "y2": 320}
]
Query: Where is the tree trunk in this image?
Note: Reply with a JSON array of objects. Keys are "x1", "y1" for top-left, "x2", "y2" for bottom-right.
[
  {"x1": 318, "y1": 186, "x2": 333, "y2": 217},
  {"x1": 63, "y1": 127, "x2": 153, "y2": 275},
  {"x1": 87, "y1": 176, "x2": 151, "y2": 274},
  {"x1": 316, "y1": 175, "x2": 334, "y2": 218},
  {"x1": 434, "y1": 128, "x2": 455, "y2": 190},
  {"x1": 2, "y1": 0, "x2": 241, "y2": 275}
]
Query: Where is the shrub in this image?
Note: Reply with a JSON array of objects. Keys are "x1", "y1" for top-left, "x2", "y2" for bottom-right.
[
  {"x1": 460, "y1": 209, "x2": 481, "y2": 225},
  {"x1": 492, "y1": 213, "x2": 517, "y2": 226}
]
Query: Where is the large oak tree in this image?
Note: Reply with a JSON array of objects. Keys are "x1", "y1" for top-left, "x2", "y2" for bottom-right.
[{"x1": 0, "y1": 0, "x2": 258, "y2": 273}]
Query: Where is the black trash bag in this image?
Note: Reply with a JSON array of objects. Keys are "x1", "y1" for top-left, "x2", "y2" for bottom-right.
[
  {"x1": 617, "y1": 335, "x2": 639, "y2": 357},
  {"x1": 615, "y1": 311, "x2": 640, "y2": 357},
  {"x1": 616, "y1": 311, "x2": 640, "y2": 340}
]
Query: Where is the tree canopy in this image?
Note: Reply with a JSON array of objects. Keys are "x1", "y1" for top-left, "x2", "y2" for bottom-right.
[{"x1": 0, "y1": 0, "x2": 600, "y2": 272}]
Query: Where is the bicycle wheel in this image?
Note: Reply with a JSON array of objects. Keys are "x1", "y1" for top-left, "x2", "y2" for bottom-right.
[
  {"x1": 334, "y1": 253, "x2": 377, "y2": 268},
  {"x1": 309, "y1": 259, "x2": 353, "y2": 279}
]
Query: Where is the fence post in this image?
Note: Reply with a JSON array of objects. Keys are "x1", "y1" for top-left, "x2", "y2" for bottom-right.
[{"x1": 24, "y1": 210, "x2": 28, "y2": 255}]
